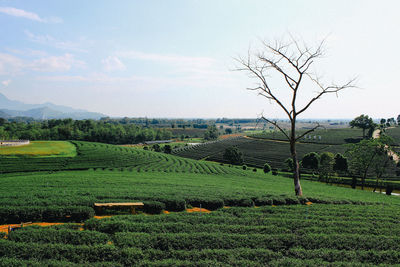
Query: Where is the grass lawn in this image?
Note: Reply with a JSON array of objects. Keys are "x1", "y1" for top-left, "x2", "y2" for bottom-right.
[{"x1": 0, "y1": 141, "x2": 77, "y2": 157}]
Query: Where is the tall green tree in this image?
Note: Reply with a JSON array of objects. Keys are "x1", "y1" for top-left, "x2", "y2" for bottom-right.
[
  {"x1": 349, "y1": 114, "x2": 375, "y2": 139},
  {"x1": 204, "y1": 125, "x2": 219, "y2": 140},
  {"x1": 346, "y1": 136, "x2": 393, "y2": 190},
  {"x1": 319, "y1": 152, "x2": 334, "y2": 183},
  {"x1": 223, "y1": 146, "x2": 244, "y2": 165}
]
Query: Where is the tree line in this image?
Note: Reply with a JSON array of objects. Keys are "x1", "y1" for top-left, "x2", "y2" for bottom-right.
[{"x1": 0, "y1": 118, "x2": 172, "y2": 144}]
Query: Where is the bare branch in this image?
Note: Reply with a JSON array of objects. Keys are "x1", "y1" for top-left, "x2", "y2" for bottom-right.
[
  {"x1": 295, "y1": 123, "x2": 324, "y2": 141},
  {"x1": 260, "y1": 115, "x2": 290, "y2": 141},
  {"x1": 296, "y1": 76, "x2": 357, "y2": 116}
]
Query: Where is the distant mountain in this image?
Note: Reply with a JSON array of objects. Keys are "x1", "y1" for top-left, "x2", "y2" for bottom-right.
[{"x1": 0, "y1": 92, "x2": 107, "y2": 120}]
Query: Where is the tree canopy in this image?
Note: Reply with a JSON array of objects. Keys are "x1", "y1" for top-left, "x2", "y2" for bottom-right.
[{"x1": 349, "y1": 114, "x2": 376, "y2": 139}]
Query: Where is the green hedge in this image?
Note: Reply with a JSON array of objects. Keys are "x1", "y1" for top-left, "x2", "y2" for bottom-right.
[
  {"x1": 186, "y1": 198, "x2": 224, "y2": 210},
  {"x1": 143, "y1": 201, "x2": 165, "y2": 214},
  {"x1": 8, "y1": 228, "x2": 109, "y2": 245},
  {"x1": 0, "y1": 206, "x2": 94, "y2": 224}
]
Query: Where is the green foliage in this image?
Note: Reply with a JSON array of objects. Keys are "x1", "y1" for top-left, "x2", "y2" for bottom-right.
[
  {"x1": 242, "y1": 165, "x2": 247, "y2": 170},
  {"x1": 204, "y1": 125, "x2": 219, "y2": 140},
  {"x1": 349, "y1": 114, "x2": 376, "y2": 138},
  {"x1": 263, "y1": 163, "x2": 271, "y2": 173},
  {"x1": 346, "y1": 137, "x2": 394, "y2": 189},
  {"x1": 284, "y1": 158, "x2": 294, "y2": 172},
  {"x1": 224, "y1": 128, "x2": 233, "y2": 134},
  {"x1": 143, "y1": 201, "x2": 165, "y2": 214},
  {"x1": 301, "y1": 152, "x2": 319, "y2": 171},
  {"x1": 0, "y1": 118, "x2": 172, "y2": 144},
  {"x1": 222, "y1": 146, "x2": 244, "y2": 165},
  {"x1": 319, "y1": 152, "x2": 334, "y2": 181},
  {"x1": 333, "y1": 153, "x2": 348, "y2": 173},
  {"x1": 163, "y1": 145, "x2": 172, "y2": 154}
]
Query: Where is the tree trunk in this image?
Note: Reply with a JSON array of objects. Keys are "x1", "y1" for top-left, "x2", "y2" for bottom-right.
[{"x1": 290, "y1": 121, "x2": 302, "y2": 196}]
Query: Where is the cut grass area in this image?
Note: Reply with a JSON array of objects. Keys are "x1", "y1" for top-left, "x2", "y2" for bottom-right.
[{"x1": 0, "y1": 141, "x2": 77, "y2": 157}]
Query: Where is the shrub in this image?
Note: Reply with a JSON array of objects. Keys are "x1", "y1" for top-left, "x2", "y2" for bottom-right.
[
  {"x1": 143, "y1": 201, "x2": 165, "y2": 214},
  {"x1": 253, "y1": 168, "x2": 257, "y2": 172},
  {"x1": 271, "y1": 169, "x2": 278, "y2": 175},
  {"x1": 254, "y1": 197, "x2": 273, "y2": 206},
  {"x1": 223, "y1": 147, "x2": 244, "y2": 165},
  {"x1": 263, "y1": 163, "x2": 271, "y2": 173},
  {"x1": 242, "y1": 165, "x2": 247, "y2": 170},
  {"x1": 186, "y1": 198, "x2": 224, "y2": 210},
  {"x1": 386, "y1": 184, "x2": 394, "y2": 195},
  {"x1": 225, "y1": 198, "x2": 253, "y2": 207}
]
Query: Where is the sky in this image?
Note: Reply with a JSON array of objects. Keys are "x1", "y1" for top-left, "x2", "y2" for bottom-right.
[{"x1": 0, "y1": 0, "x2": 399, "y2": 119}]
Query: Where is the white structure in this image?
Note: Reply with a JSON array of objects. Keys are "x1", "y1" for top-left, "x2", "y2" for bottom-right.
[{"x1": 0, "y1": 140, "x2": 30, "y2": 146}]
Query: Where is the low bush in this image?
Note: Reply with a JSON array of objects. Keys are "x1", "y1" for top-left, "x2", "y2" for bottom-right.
[
  {"x1": 224, "y1": 198, "x2": 253, "y2": 207},
  {"x1": 143, "y1": 201, "x2": 165, "y2": 214},
  {"x1": 186, "y1": 198, "x2": 224, "y2": 210},
  {"x1": 263, "y1": 163, "x2": 271, "y2": 173}
]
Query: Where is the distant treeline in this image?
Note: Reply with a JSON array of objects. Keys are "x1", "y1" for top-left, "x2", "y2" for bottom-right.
[{"x1": 0, "y1": 118, "x2": 172, "y2": 144}]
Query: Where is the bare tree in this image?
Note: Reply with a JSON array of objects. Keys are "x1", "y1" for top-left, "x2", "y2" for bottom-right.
[{"x1": 236, "y1": 36, "x2": 356, "y2": 196}]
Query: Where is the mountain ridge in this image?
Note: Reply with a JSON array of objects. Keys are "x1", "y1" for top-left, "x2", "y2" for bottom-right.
[{"x1": 0, "y1": 92, "x2": 107, "y2": 120}]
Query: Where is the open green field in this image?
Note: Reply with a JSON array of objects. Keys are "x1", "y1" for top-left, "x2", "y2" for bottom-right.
[
  {"x1": 0, "y1": 141, "x2": 77, "y2": 157},
  {"x1": 1, "y1": 140, "x2": 400, "y2": 266}
]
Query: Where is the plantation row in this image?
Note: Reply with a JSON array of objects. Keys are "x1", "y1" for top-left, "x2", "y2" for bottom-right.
[
  {"x1": 173, "y1": 136, "x2": 346, "y2": 169},
  {"x1": 1, "y1": 205, "x2": 400, "y2": 266},
  {"x1": 250, "y1": 128, "x2": 364, "y2": 145},
  {"x1": 0, "y1": 141, "x2": 243, "y2": 176},
  {"x1": 3, "y1": 167, "x2": 398, "y2": 224}
]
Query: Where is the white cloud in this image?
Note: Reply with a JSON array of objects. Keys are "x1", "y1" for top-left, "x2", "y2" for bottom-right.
[
  {"x1": 1, "y1": 80, "x2": 11, "y2": 86},
  {"x1": 0, "y1": 52, "x2": 85, "y2": 74},
  {"x1": 115, "y1": 50, "x2": 216, "y2": 71},
  {"x1": 0, "y1": 53, "x2": 25, "y2": 75},
  {"x1": 30, "y1": 54, "x2": 86, "y2": 72},
  {"x1": 25, "y1": 31, "x2": 85, "y2": 52},
  {"x1": 0, "y1": 7, "x2": 62, "y2": 23},
  {"x1": 102, "y1": 56, "x2": 126, "y2": 72}
]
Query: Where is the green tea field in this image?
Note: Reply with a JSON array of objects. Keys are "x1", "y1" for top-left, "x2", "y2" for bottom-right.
[
  {"x1": 1, "y1": 140, "x2": 400, "y2": 266},
  {"x1": 173, "y1": 136, "x2": 346, "y2": 170}
]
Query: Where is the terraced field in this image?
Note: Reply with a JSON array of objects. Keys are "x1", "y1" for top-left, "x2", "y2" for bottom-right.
[
  {"x1": 0, "y1": 141, "x2": 242, "y2": 175},
  {"x1": 386, "y1": 127, "x2": 400, "y2": 145},
  {"x1": 173, "y1": 136, "x2": 346, "y2": 169},
  {"x1": 1, "y1": 140, "x2": 400, "y2": 266},
  {"x1": 2, "y1": 204, "x2": 400, "y2": 266},
  {"x1": 251, "y1": 127, "x2": 364, "y2": 145}
]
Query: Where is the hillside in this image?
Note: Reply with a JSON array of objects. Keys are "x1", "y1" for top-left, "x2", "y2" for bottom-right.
[
  {"x1": 0, "y1": 92, "x2": 106, "y2": 120},
  {"x1": 173, "y1": 136, "x2": 346, "y2": 169},
  {"x1": 1, "y1": 139, "x2": 400, "y2": 266}
]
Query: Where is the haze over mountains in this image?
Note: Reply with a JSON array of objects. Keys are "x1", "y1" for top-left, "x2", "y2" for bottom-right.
[{"x1": 0, "y1": 93, "x2": 107, "y2": 120}]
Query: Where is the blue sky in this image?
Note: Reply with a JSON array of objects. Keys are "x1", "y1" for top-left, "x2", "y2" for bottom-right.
[{"x1": 0, "y1": 0, "x2": 399, "y2": 118}]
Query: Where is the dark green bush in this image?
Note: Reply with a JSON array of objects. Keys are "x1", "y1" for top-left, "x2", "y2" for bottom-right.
[
  {"x1": 263, "y1": 163, "x2": 271, "y2": 173},
  {"x1": 186, "y1": 198, "x2": 224, "y2": 210},
  {"x1": 242, "y1": 165, "x2": 247, "y2": 170},
  {"x1": 8, "y1": 228, "x2": 109, "y2": 246},
  {"x1": 224, "y1": 198, "x2": 253, "y2": 207},
  {"x1": 254, "y1": 197, "x2": 273, "y2": 206},
  {"x1": 143, "y1": 201, "x2": 165, "y2": 214}
]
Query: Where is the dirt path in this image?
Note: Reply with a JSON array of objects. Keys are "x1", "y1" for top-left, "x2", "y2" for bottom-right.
[
  {"x1": 372, "y1": 128, "x2": 399, "y2": 163},
  {"x1": 372, "y1": 129, "x2": 381, "y2": 139}
]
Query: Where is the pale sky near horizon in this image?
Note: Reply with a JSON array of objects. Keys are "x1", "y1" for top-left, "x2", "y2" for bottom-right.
[{"x1": 0, "y1": 0, "x2": 399, "y2": 119}]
